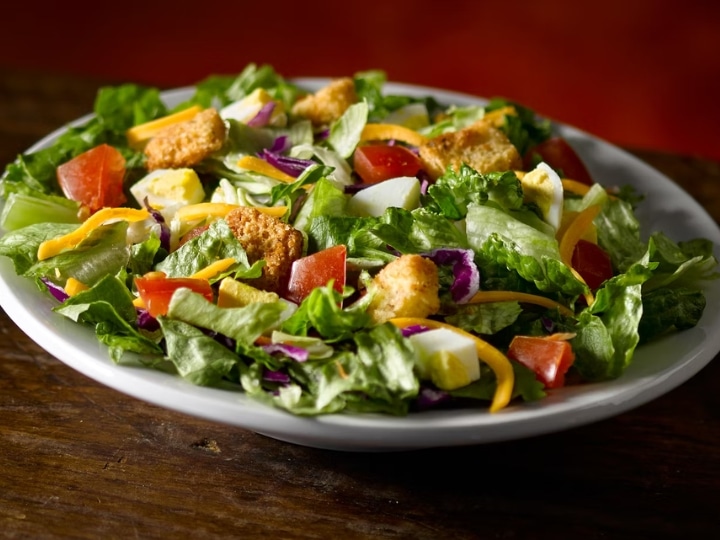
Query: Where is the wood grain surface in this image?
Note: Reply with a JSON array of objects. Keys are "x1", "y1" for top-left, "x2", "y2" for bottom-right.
[{"x1": 1, "y1": 68, "x2": 719, "y2": 539}]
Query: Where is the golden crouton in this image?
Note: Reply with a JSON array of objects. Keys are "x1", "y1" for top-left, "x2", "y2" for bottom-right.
[
  {"x1": 418, "y1": 120, "x2": 522, "y2": 179},
  {"x1": 225, "y1": 206, "x2": 304, "y2": 295},
  {"x1": 144, "y1": 108, "x2": 226, "y2": 171},
  {"x1": 291, "y1": 77, "x2": 357, "y2": 126},
  {"x1": 367, "y1": 254, "x2": 440, "y2": 324}
]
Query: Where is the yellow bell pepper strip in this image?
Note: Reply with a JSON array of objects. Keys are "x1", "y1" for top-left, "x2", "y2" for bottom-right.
[
  {"x1": 126, "y1": 105, "x2": 203, "y2": 150},
  {"x1": 389, "y1": 317, "x2": 514, "y2": 413},
  {"x1": 37, "y1": 207, "x2": 150, "y2": 261},
  {"x1": 359, "y1": 123, "x2": 428, "y2": 147},
  {"x1": 468, "y1": 290, "x2": 575, "y2": 318},
  {"x1": 237, "y1": 155, "x2": 297, "y2": 184},
  {"x1": 64, "y1": 277, "x2": 88, "y2": 296}
]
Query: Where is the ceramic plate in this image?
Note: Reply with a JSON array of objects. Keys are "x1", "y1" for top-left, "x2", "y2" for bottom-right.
[{"x1": 2, "y1": 80, "x2": 719, "y2": 452}]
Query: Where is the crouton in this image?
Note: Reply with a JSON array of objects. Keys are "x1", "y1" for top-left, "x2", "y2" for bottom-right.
[
  {"x1": 367, "y1": 254, "x2": 440, "y2": 324},
  {"x1": 144, "y1": 108, "x2": 226, "y2": 171},
  {"x1": 291, "y1": 77, "x2": 357, "y2": 126},
  {"x1": 225, "y1": 206, "x2": 304, "y2": 295},
  {"x1": 418, "y1": 120, "x2": 522, "y2": 179}
]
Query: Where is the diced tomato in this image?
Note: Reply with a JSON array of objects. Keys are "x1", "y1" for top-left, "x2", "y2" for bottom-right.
[
  {"x1": 572, "y1": 239, "x2": 613, "y2": 290},
  {"x1": 507, "y1": 335, "x2": 575, "y2": 388},
  {"x1": 57, "y1": 144, "x2": 127, "y2": 213},
  {"x1": 523, "y1": 137, "x2": 594, "y2": 186},
  {"x1": 286, "y1": 245, "x2": 347, "y2": 304},
  {"x1": 135, "y1": 274, "x2": 214, "y2": 318},
  {"x1": 353, "y1": 144, "x2": 423, "y2": 184}
]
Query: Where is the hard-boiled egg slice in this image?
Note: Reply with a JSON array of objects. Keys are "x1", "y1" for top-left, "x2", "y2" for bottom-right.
[
  {"x1": 408, "y1": 327, "x2": 480, "y2": 390},
  {"x1": 347, "y1": 176, "x2": 421, "y2": 217},
  {"x1": 520, "y1": 161, "x2": 564, "y2": 231},
  {"x1": 130, "y1": 168, "x2": 206, "y2": 214}
]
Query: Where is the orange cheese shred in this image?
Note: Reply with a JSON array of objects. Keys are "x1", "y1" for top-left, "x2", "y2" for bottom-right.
[{"x1": 37, "y1": 207, "x2": 150, "y2": 261}]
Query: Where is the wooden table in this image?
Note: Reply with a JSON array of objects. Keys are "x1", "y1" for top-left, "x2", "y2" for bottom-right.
[{"x1": 1, "y1": 69, "x2": 719, "y2": 539}]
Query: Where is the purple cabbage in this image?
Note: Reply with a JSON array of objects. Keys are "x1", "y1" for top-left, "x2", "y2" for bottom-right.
[
  {"x1": 343, "y1": 183, "x2": 371, "y2": 195},
  {"x1": 262, "y1": 342, "x2": 309, "y2": 363},
  {"x1": 258, "y1": 149, "x2": 315, "y2": 178},
  {"x1": 424, "y1": 248, "x2": 480, "y2": 304},
  {"x1": 41, "y1": 277, "x2": 69, "y2": 303},
  {"x1": 415, "y1": 387, "x2": 452, "y2": 410},
  {"x1": 263, "y1": 369, "x2": 291, "y2": 385},
  {"x1": 136, "y1": 308, "x2": 160, "y2": 332},
  {"x1": 247, "y1": 101, "x2": 276, "y2": 127},
  {"x1": 401, "y1": 324, "x2": 430, "y2": 338},
  {"x1": 143, "y1": 199, "x2": 170, "y2": 252},
  {"x1": 270, "y1": 135, "x2": 291, "y2": 153}
]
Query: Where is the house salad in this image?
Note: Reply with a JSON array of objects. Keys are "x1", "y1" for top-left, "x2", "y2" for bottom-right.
[{"x1": 0, "y1": 63, "x2": 717, "y2": 416}]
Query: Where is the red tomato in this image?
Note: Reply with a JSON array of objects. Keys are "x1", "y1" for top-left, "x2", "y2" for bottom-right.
[
  {"x1": 507, "y1": 335, "x2": 575, "y2": 388},
  {"x1": 57, "y1": 144, "x2": 127, "y2": 213},
  {"x1": 135, "y1": 275, "x2": 214, "y2": 318},
  {"x1": 353, "y1": 144, "x2": 423, "y2": 184},
  {"x1": 572, "y1": 239, "x2": 613, "y2": 290},
  {"x1": 286, "y1": 245, "x2": 347, "y2": 304},
  {"x1": 524, "y1": 137, "x2": 593, "y2": 186}
]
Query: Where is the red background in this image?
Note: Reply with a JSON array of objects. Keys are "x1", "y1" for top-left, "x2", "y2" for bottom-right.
[{"x1": 2, "y1": 0, "x2": 719, "y2": 160}]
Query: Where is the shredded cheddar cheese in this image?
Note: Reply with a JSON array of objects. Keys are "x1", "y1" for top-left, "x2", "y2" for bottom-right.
[
  {"x1": 175, "y1": 202, "x2": 287, "y2": 223},
  {"x1": 37, "y1": 207, "x2": 150, "y2": 261},
  {"x1": 237, "y1": 155, "x2": 297, "y2": 183},
  {"x1": 189, "y1": 258, "x2": 237, "y2": 281},
  {"x1": 126, "y1": 105, "x2": 203, "y2": 150}
]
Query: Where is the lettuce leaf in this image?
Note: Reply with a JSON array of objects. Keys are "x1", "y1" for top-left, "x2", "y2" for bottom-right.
[
  {"x1": 156, "y1": 219, "x2": 261, "y2": 279},
  {"x1": 26, "y1": 221, "x2": 132, "y2": 287},
  {"x1": 424, "y1": 165, "x2": 524, "y2": 220},
  {"x1": 267, "y1": 324, "x2": 418, "y2": 416},
  {"x1": 54, "y1": 275, "x2": 162, "y2": 362},
  {"x1": 0, "y1": 221, "x2": 77, "y2": 274},
  {"x1": 572, "y1": 254, "x2": 653, "y2": 380},
  {"x1": 466, "y1": 203, "x2": 586, "y2": 296},
  {"x1": 159, "y1": 318, "x2": 243, "y2": 386}
]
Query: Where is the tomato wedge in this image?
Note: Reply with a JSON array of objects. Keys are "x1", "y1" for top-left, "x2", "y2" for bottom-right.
[
  {"x1": 57, "y1": 143, "x2": 127, "y2": 214},
  {"x1": 353, "y1": 144, "x2": 423, "y2": 184},
  {"x1": 572, "y1": 239, "x2": 613, "y2": 290},
  {"x1": 523, "y1": 137, "x2": 593, "y2": 186},
  {"x1": 286, "y1": 245, "x2": 347, "y2": 304},
  {"x1": 507, "y1": 335, "x2": 575, "y2": 389},
  {"x1": 135, "y1": 275, "x2": 213, "y2": 317}
]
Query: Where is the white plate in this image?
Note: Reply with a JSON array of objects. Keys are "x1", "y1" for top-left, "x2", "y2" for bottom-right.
[{"x1": 2, "y1": 80, "x2": 720, "y2": 452}]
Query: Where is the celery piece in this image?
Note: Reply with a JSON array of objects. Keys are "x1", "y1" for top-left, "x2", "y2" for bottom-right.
[{"x1": 0, "y1": 192, "x2": 80, "y2": 231}]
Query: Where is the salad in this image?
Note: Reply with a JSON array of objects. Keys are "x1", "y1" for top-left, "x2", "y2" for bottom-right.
[{"x1": 0, "y1": 63, "x2": 717, "y2": 417}]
